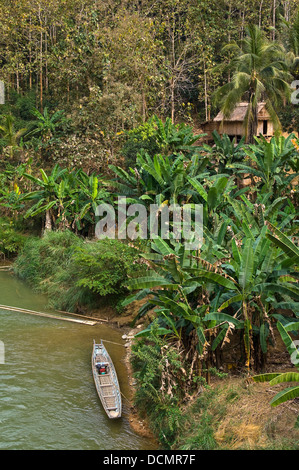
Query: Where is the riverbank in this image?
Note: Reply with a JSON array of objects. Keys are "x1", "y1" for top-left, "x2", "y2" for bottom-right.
[
  {"x1": 5, "y1": 238, "x2": 299, "y2": 450},
  {"x1": 1, "y1": 256, "x2": 156, "y2": 443},
  {"x1": 97, "y1": 296, "x2": 299, "y2": 450}
]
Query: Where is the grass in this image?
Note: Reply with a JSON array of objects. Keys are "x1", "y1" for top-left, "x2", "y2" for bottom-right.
[{"x1": 171, "y1": 377, "x2": 299, "y2": 450}]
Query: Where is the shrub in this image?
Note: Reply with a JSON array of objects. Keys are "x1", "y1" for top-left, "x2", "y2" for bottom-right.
[
  {"x1": 13, "y1": 230, "x2": 143, "y2": 311},
  {"x1": 73, "y1": 238, "x2": 143, "y2": 297},
  {"x1": 0, "y1": 218, "x2": 27, "y2": 258}
]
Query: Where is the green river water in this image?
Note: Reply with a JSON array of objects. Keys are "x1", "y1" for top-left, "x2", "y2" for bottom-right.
[{"x1": 0, "y1": 270, "x2": 156, "y2": 450}]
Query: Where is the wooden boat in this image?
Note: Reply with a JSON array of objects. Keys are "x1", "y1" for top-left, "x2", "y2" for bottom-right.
[{"x1": 92, "y1": 340, "x2": 122, "y2": 419}]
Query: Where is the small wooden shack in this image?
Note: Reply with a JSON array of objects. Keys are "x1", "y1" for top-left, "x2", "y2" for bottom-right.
[{"x1": 202, "y1": 102, "x2": 274, "y2": 142}]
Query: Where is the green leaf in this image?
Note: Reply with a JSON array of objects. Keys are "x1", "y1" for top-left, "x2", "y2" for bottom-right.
[
  {"x1": 125, "y1": 273, "x2": 179, "y2": 290},
  {"x1": 203, "y1": 312, "x2": 243, "y2": 328},
  {"x1": 192, "y1": 270, "x2": 237, "y2": 291},
  {"x1": 40, "y1": 169, "x2": 49, "y2": 184},
  {"x1": 260, "y1": 323, "x2": 268, "y2": 354},
  {"x1": 239, "y1": 239, "x2": 254, "y2": 291},
  {"x1": 231, "y1": 238, "x2": 241, "y2": 264},
  {"x1": 252, "y1": 373, "x2": 281, "y2": 383},
  {"x1": 92, "y1": 176, "x2": 98, "y2": 200},
  {"x1": 152, "y1": 237, "x2": 176, "y2": 257},
  {"x1": 260, "y1": 283, "x2": 299, "y2": 300},
  {"x1": 218, "y1": 294, "x2": 243, "y2": 311},
  {"x1": 266, "y1": 222, "x2": 299, "y2": 262},
  {"x1": 284, "y1": 322, "x2": 299, "y2": 332},
  {"x1": 196, "y1": 326, "x2": 206, "y2": 354},
  {"x1": 207, "y1": 186, "x2": 218, "y2": 210},
  {"x1": 187, "y1": 176, "x2": 208, "y2": 201},
  {"x1": 270, "y1": 386, "x2": 299, "y2": 407},
  {"x1": 135, "y1": 327, "x2": 171, "y2": 338},
  {"x1": 277, "y1": 322, "x2": 299, "y2": 364},
  {"x1": 270, "y1": 372, "x2": 299, "y2": 385},
  {"x1": 211, "y1": 324, "x2": 229, "y2": 351}
]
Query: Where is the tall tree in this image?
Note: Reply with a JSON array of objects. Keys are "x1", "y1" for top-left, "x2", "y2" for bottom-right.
[{"x1": 214, "y1": 25, "x2": 292, "y2": 143}]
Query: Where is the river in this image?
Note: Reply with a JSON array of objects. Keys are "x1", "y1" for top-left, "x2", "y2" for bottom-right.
[{"x1": 0, "y1": 270, "x2": 156, "y2": 450}]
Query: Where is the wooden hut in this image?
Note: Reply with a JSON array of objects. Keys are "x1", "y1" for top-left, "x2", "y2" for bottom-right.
[{"x1": 202, "y1": 102, "x2": 274, "y2": 143}]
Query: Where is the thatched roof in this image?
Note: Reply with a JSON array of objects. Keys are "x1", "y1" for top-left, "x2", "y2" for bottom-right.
[{"x1": 214, "y1": 102, "x2": 270, "y2": 122}]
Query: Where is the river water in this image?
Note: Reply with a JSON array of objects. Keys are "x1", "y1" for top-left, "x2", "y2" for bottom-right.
[{"x1": 0, "y1": 270, "x2": 156, "y2": 450}]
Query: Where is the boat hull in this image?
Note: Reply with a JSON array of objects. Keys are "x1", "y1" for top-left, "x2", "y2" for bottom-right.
[{"x1": 92, "y1": 340, "x2": 122, "y2": 419}]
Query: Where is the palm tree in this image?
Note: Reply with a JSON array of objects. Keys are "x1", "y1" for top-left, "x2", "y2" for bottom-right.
[{"x1": 214, "y1": 25, "x2": 292, "y2": 143}]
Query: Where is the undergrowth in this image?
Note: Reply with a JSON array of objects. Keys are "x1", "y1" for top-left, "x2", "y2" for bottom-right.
[
  {"x1": 0, "y1": 217, "x2": 27, "y2": 259},
  {"x1": 131, "y1": 328, "x2": 299, "y2": 450}
]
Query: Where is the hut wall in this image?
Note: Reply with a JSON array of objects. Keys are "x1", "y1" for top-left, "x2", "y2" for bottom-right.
[{"x1": 218, "y1": 121, "x2": 244, "y2": 137}]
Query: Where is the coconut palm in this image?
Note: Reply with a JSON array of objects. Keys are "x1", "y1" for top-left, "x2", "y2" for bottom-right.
[{"x1": 214, "y1": 25, "x2": 292, "y2": 143}]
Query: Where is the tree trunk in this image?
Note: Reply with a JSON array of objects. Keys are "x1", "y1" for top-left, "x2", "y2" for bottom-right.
[
  {"x1": 246, "y1": 90, "x2": 258, "y2": 144},
  {"x1": 39, "y1": 4, "x2": 43, "y2": 111},
  {"x1": 272, "y1": 0, "x2": 276, "y2": 41},
  {"x1": 204, "y1": 59, "x2": 208, "y2": 122},
  {"x1": 247, "y1": 106, "x2": 258, "y2": 144},
  {"x1": 259, "y1": 0, "x2": 264, "y2": 28},
  {"x1": 45, "y1": 209, "x2": 52, "y2": 231},
  {"x1": 29, "y1": 16, "x2": 32, "y2": 90},
  {"x1": 170, "y1": 76, "x2": 175, "y2": 124}
]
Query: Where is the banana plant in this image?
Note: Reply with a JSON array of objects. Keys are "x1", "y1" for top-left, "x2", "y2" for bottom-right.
[
  {"x1": 228, "y1": 135, "x2": 299, "y2": 196},
  {"x1": 107, "y1": 150, "x2": 209, "y2": 207},
  {"x1": 125, "y1": 237, "x2": 211, "y2": 355},
  {"x1": 26, "y1": 107, "x2": 66, "y2": 143},
  {"x1": 150, "y1": 114, "x2": 204, "y2": 156},
  {"x1": 75, "y1": 171, "x2": 110, "y2": 232},
  {"x1": 198, "y1": 227, "x2": 299, "y2": 370},
  {"x1": 202, "y1": 130, "x2": 245, "y2": 174},
  {"x1": 0, "y1": 114, "x2": 27, "y2": 158},
  {"x1": 21, "y1": 165, "x2": 69, "y2": 231}
]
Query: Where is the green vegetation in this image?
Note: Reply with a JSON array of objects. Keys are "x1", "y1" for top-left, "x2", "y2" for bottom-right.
[
  {"x1": 13, "y1": 231, "x2": 143, "y2": 311},
  {"x1": 214, "y1": 25, "x2": 292, "y2": 143},
  {"x1": 0, "y1": 217, "x2": 27, "y2": 258},
  {"x1": 0, "y1": 0, "x2": 298, "y2": 451}
]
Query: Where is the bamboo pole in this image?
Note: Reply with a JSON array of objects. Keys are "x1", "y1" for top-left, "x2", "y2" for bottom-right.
[
  {"x1": 0, "y1": 304, "x2": 98, "y2": 326},
  {"x1": 56, "y1": 309, "x2": 109, "y2": 323}
]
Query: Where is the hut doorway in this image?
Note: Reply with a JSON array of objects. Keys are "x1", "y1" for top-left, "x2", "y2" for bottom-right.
[{"x1": 263, "y1": 120, "x2": 268, "y2": 136}]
